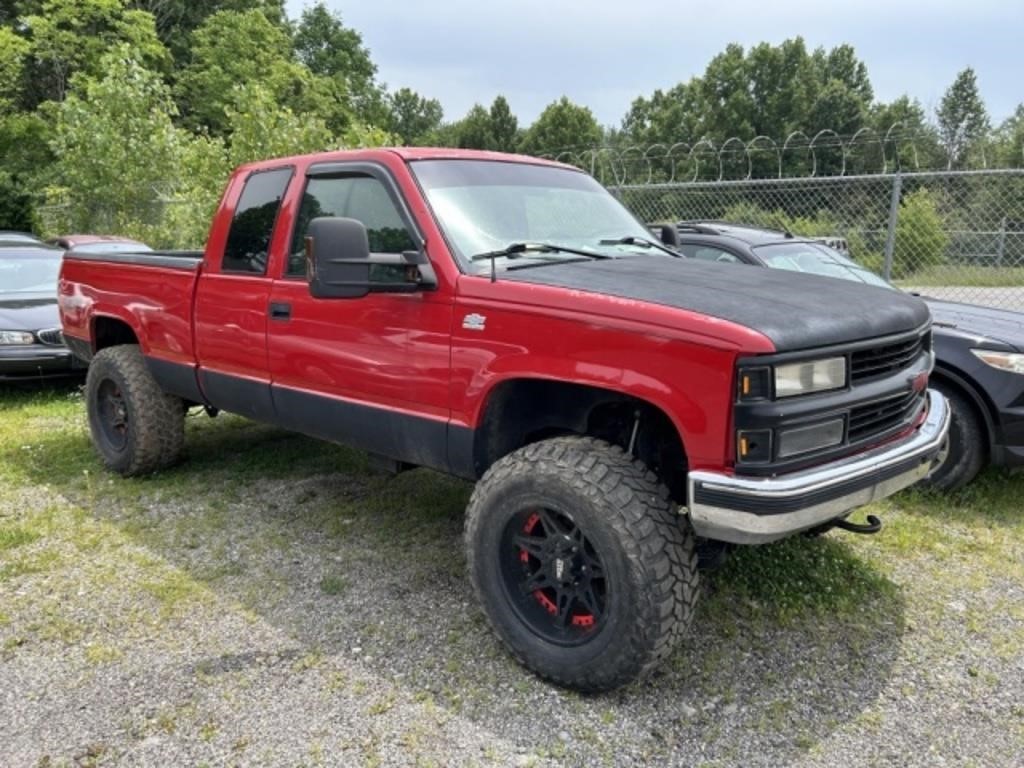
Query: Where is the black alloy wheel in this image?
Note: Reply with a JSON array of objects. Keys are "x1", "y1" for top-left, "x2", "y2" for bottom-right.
[
  {"x1": 95, "y1": 378, "x2": 130, "y2": 453},
  {"x1": 499, "y1": 507, "x2": 608, "y2": 645}
]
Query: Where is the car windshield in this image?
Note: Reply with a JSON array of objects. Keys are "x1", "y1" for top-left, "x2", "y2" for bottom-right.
[
  {"x1": 72, "y1": 242, "x2": 151, "y2": 254},
  {"x1": 411, "y1": 159, "x2": 662, "y2": 272},
  {"x1": 0, "y1": 255, "x2": 62, "y2": 293},
  {"x1": 754, "y1": 242, "x2": 893, "y2": 289},
  {"x1": 0, "y1": 234, "x2": 42, "y2": 245}
]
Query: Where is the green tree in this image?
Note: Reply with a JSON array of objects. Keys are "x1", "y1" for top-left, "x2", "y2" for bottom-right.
[
  {"x1": 126, "y1": 0, "x2": 285, "y2": 60},
  {"x1": 387, "y1": 87, "x2": 443, "y2": 145},
  {"x1": 175, "y1": 9, "x2": 320, "y2": 134},
  {"x1": 992, "y1": 104, "x2": 1024, "y2": 168},
  {"x1": 620, "y1": 38, "x2": 873, "y2": 154},
  {"x1": 49, "y1": 47, "x2": 184, "y2": 238},
  {"x1": 489, "y1": 95, "x2": 519, "y2": 152},
  {"x1": 869, "y1": 96, "x2": 943, "y2": 171},
  {"x1": 0, "y1": 28, "x2": 29, "y2": 114},
  {"x1": 455, "y1": 104, "x2": 495, "y2": 149},
  {"x1": 224, "y1": 82, "x2": 335, "y2": 168},
  {"x1": 292, "y1": 1, "x2": 385, "y2": 124},
  {"x1": 19, "y1": 0, "x2": 170, "y2": 106},
  {"x1": 936, "y1": 67, "x2": 990, "y2": 169},
  {"x1": 0, "y1": 170, "x2": 36, "y2": 231},
  {"x1": 521, "y1": 96, "x2": 602, "y2": 156}
]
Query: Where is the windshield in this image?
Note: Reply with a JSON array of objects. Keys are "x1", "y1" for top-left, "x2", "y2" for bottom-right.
[
  {"x1": 754, "y1": 242, "x2": 892, "y2": 289},
  {"x1": 0, "y1": 255, "x2": 61, "y2": 293},
  {"x1": 72, "y1": 242, "x2": 151, "y2": 254},
  {"x1": 411, "y1": 160, "x2": 660, "y2": 272}
]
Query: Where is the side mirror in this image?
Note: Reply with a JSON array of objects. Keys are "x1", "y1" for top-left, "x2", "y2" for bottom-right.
[
  {"x1": 307, "y1": 216, "x2": 372, "y2": 299},
  {"x1": 658, "y1": 224, "x2": 680, "y2": 248},
  {"x1": 306, "y1": 217, "x2": 438, "y2": 299}
]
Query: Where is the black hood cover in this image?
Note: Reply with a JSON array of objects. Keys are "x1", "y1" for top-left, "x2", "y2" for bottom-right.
[
  {"x1": 0, "y1": 292, "x2": 60, "y2": 332},
  {"x1": 506, "y1": 257, "x2": 930, "y2": 352}
]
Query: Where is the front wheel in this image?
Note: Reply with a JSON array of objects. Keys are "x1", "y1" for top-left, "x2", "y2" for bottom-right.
[
  {"x1": 465, "y1": 437, "x2": 698, "y2": 692},
  {"x1": 85, "y1": 344, "x2": 185, "y2": 476},
  {"x1": 921, "y1": 384, "x2": 986, "y2": 492}
]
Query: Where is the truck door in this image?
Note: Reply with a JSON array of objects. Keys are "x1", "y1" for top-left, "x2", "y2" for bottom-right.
[
  {"x1": 266, "y1": 162, "x2": 453, "y2": 472},
  {"x1": 194, "y1": 167, "x2": 294, "y2": 422}
]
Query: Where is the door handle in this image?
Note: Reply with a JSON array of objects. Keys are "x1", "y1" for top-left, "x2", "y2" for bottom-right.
[{"x1": 269, "y1": 302, "x2": 292, "y2": 321}]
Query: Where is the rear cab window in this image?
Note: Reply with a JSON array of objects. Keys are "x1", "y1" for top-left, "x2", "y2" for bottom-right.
[{"x1": 222, "y1": 168, "x2": 294, "y2": 274}]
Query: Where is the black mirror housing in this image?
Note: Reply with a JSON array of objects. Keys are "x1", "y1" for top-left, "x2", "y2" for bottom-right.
[
  {"x1": 307, "y1": 216, "x2": 372, "y2": 299},
  {"x1": 306, "y1": 216, "x2": 437, "y2": 299}
]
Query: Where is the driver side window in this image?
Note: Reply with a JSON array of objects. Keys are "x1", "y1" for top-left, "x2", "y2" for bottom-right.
[{"x1": 287, "y1": 174, "x2": 417, "y2": 278}]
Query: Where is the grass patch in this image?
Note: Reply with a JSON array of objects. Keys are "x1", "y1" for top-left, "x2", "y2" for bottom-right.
[
  {"x1": 703, "y1": 530, "x2": 898, "y2": 625},
  {"x1": 895, "y1": 264, "x2": 1024, "y2": 288},
  {"x1": 0, "y1": 525, "x2": 41, "y2": 551},
  {"x1": 319, "y1": 574, "x2": 348, "y2": 595}
]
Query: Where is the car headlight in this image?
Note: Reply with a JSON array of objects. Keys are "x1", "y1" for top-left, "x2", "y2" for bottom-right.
[
  {"x1": 774, "y1": 356, "x2": 847, "y2": 398},
  {"x1": 0, "y1": 330, "x2": 35, "y2": 346},
  {"x1": 971, "y1": 349, "x2": 1024, "y2": 375}
]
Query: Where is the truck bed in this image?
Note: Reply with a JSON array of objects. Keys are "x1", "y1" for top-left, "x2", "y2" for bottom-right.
[{"x1": 59, "y1": 250, "x2": 204, "y2": 370}]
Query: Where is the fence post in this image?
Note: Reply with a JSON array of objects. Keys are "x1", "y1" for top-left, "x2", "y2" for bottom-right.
[
  {"x1": 882, "y1": 172, "x2": 902, "y2": 281},
  {"x1": 996, "y1": 216, "x2": 1007, "y2": 267}
]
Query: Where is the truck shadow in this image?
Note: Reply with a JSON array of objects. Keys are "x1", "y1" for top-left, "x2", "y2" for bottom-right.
[{"x1": 13, "y1": 413, "x2": 910, "y2": 765}]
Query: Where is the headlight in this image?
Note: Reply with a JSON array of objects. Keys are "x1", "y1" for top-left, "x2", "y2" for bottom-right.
[
  {"x1": 971, "y1": 349, "x2": 1024, "y2": 375},
  {"x1": 774, "y1": 357, "x2": 847, "y2": 398},
  {"x1": 0, "y1": 330, "x2": 34, "y2": 346}
]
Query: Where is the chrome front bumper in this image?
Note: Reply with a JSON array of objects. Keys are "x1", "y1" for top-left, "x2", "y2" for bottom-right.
[{"x1": 686, "y1": 389, "x2": 951, "y2": 545}]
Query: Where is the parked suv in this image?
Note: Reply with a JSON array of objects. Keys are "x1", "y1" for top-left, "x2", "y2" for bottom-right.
[{"x1": 656, "y1": 221, "x2": 1023, "y2": 490}]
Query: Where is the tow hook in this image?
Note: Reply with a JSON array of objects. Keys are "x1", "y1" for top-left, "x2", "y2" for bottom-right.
[{"x1": 834, "y1": 514, "x2": 883, "y2": 535}]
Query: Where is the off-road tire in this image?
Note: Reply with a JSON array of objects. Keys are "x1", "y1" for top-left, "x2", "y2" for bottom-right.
[
  {"x1": 465, "y1": 436, "x2": 699, "y2": 692},
  {"x1": 85, "y1": 344, "x2": 184, "y2": 476},
  {"x1": 922, "y1": 383, "x2": 985, "y2": 492}
]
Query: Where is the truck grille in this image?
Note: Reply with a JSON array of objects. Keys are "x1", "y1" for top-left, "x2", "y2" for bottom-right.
[
  {"x1": 848, "y1": 389, "x2": 926, "y2": 443},
  {"x1": 35, "y1": 328, "x2": 65, "y2": 346},
  {"x1": 851, "y1": 331, "x2": 929, "y2": 383}
]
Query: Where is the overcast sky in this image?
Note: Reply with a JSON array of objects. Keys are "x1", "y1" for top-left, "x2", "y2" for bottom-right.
[{"x1": 286, "y1": 0, "x2": 1022, "y2": 131}]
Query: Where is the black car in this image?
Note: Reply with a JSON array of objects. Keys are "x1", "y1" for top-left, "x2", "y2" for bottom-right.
[
  {"x1": 0, "y1": 243, "x2": 84, "y2": 381},
  {"x1": 652, "y1": 221, "x2": 1024, "y2": 490}
]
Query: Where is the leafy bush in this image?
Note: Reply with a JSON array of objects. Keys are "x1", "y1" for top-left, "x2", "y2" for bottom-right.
[
  {"x1": 892, "y1": 188, "x2": 949, "y2": 278},
  {"x1": 0, "y1": 171, "x2": 35, "y2": 232}
]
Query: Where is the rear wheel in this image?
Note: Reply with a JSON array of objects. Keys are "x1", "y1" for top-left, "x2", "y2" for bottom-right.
[
  {"x1": 465, "y1": 436, "x2": 698, "y2": 691},
  {"x1": 85, "y1": 345, "x2": 184, "y2": 476}
]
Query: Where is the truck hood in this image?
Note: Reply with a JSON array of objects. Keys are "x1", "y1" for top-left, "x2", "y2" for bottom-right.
[
  {"x1": 0, "y1": 292, "x2": 60, "y2": 332},
  {"x1": 925, "y1": 298, "x2": 1024, "y2": 351},
  {"x1": 505, "y1": 257, "x2": 930, "y2": 352}
]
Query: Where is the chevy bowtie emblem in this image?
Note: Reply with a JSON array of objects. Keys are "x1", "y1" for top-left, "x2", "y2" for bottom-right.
[{"x1": 462, "y1": 313, "x2": 486, "y2": 331}]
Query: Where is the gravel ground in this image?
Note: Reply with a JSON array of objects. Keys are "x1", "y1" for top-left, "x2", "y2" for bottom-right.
[{"x1": 2, "y1": 408, "x2": 1023, "y2": 767}]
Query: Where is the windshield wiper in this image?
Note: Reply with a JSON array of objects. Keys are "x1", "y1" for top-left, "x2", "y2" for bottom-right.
[
  {"x1": 598, "y1": 235, "x2": 681, "y2": 257},
  {"x1": 470, "y1": 242, "x2": 612, "y2": 280},
  {"x1": 470, "y1": 242, "x2": 612, "y2": 262}
]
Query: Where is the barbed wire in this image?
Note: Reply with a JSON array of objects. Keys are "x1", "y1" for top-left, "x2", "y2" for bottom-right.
[{"x1": 537, "y1": 124, "x2": 1017, "y2": 186}]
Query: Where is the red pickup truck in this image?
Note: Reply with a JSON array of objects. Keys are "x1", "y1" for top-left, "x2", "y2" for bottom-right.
[{"x1": 59, "y1": 148, "x2": 950, "y2": 691}]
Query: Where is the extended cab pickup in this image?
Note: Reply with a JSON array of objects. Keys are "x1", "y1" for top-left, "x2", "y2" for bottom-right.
[{"x1": 59, "y1": 148, "x2": 950, "y2": 691}]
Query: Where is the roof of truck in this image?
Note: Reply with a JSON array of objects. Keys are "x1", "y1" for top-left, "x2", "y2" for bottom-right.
[{"x1": 236, "y1": 147, "x2": 574, "y2": 173}]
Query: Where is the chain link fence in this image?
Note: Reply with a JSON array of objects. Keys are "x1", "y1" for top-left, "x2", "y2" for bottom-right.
[{"x1": 610, "y1": 169, "x2": 1024, "y2": 310}]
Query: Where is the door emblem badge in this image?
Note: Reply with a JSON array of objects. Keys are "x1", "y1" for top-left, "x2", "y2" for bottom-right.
[{"x1": 462, "y1": 313, "x2": 487, "y2": 331}]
